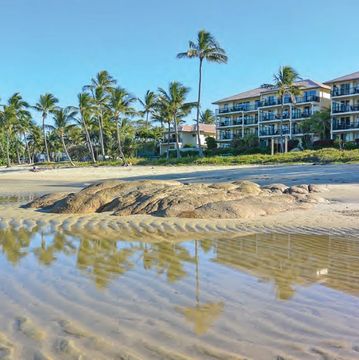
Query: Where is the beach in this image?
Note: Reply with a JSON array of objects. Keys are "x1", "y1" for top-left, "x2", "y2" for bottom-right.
[
  {"x1": 1, "y1": 164, "x2": 359, "y2": 359},
  {"x1": 0, "y1": 163, "x2": 359, "y2": 237}
]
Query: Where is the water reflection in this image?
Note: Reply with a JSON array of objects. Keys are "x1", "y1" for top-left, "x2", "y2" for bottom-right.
[{"x1": 0, "y1": 229, "x2": 358, "y2": 300}]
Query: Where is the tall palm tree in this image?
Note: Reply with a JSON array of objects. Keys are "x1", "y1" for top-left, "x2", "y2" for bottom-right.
[
  {"x1": 273, "y1": 66, "x2": 301, "y2": 153},
  {"x1": 8, "y1": 93, "x2": 31, "y2": 164},
  {"x1": 48, "y1": 107, "x2": 77, "y2": 166},
  {"x1": 138, "y1": 90, "x2": 157, "y2": 127},
  {"x1": 33, "y1": 93, "x2": 59, "y2": 162},
  {"x1": 108, "y1": 87, "x2": 137, "y2": 164},
  {"x1": 200, "y1": 109, "x2": 215, "y2": 124},
  {"x1": 177, "y1": 30, "x2": 227, "y2": 156},
  {"x1": 0, "y1": 105, "x2": 16, "y2": 167},
  {"x1": 77, "y1": 93, "x2": 96, "y2": 164},
  {"x1": 83, "y1": 71, "x2": 116, "y2": 160},
  {"x1": 158, "y1": 82, "x2": 194, "y2": 158}
]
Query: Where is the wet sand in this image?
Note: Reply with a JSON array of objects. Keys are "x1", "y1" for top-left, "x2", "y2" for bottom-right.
[
  {"x1": 0, "y1": 163, "x2": 359, "y2": 237},
  {"x1": 0, "y1": 230, "x2": 358, "y2": 359},
  {"x1": 0, "y1": 164, "x2": 359, "y2": 359}
]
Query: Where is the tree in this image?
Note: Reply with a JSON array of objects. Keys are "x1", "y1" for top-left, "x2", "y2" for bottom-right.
[
  {"x1": 177, "y1": 30, "x2": 227, "y2": 156},
  {"x1": 273, "y1": 66, "x2": 301, "y2": 153},
  {"x1": 34, "y1": 93, "x2": 59, "y2": 162},
  {"x1": 200, "y1": 109, "x2": 215, "y2": 124},
  {"x1": 108, "y1": 87, "x2": 137, "y2": 164},
  {"x1": 158, "y1": 82, "x2": 194, "y2": 158},
  {"x1": 83, "y1": 71, "x2": 116, "y2": 160},
  {"x1": 138, "y1": 90, "x2": 157, "y2": 127},
  {"x1": 77, "y1": 93, "x2": 96, "y2": 163},
  {"x1": 301, "y1": 108, "x2": 331, "y2": 141},
  {"x1": 48, "y1": 107, "x2": 78, "y2": 166}
]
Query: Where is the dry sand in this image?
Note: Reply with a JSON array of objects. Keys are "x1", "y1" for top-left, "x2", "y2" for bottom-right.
[{"x1": 0, "y1": 163, "x2": 358, "y2": 237}]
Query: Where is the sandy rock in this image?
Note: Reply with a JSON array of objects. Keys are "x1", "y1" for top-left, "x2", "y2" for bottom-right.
[
  {"x1": 25, "y1": 180, "x2": 324, "y2": 220},
  {"x1": 285, "y1": 186, "x2": 309, "y2": 195},
  {"x1": 262, "y1": 183, "x2": 289, "y2": 193},
  {"x1": 23, "y1": 192, "x2": 71, "y2": 209},
  {"x1": 308, "y1": 184, "x2": 322, "y2": 193}
]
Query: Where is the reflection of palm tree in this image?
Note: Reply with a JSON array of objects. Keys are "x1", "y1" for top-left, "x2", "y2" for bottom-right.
[
  {"x1": 0, "y1": 228, "x2": 32, "y2": 265},
  {"x1": 178, "y1": 240, "x2": 224, "y2": 335},
  {"x1": 76, "y1": 238, "x2": 134, "y2": 288}
]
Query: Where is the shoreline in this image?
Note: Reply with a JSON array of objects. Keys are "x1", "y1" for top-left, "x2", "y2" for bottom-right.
[{"x1": 1, "y1": 164, "x2": 359, "y2": 238}]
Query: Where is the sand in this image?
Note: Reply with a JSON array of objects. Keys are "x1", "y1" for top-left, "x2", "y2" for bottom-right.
[{"x1": 0, "y1": 163, "x2": 359, "y2": 237}]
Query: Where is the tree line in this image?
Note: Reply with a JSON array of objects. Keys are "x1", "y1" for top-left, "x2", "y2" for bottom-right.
[{"x1": 0, "y1": 30, "x2": 226, "y2": 167}]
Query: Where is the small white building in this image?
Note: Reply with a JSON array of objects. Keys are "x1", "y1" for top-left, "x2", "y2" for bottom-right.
[{"x1": 159, "y1": 124, "x2": 216, "y2": 155}]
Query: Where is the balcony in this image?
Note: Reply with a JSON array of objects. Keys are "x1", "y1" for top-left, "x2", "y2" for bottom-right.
[
  {"x1": 259, "y1": 128, "x2": 290, "y2": 136},
  {"x1": 217, "y1": 119, "x2": 242, "y2": 127},
  {"x1": 333, "y1": 121, "x2": 359, "y2": 131},
  {"x1": 296, "y1": 95, "x2": 320, "y2": 103},
  {"x1": 244, "y1": 116, "x2": 258, "y2": 125},
  {"x1": 218, "y1": 133, "x2": 233, "y2": 140},
  {"x1": 260, "y1": 113, "x2": 290, "y2": 122},
  {"x1": 292, "y1": 111, "x2": 312, "y2": 119},
  {"x1": 261, "y1": 98, "x2": 283, "y2": 107},
  {"x1": 332, "y1": 104, "x2": 359, "y2": 114},
  {"x1": 332, "y1": 86, "x2": 359, "y2": 97},
  {"x1": 217, "y1": 103, "x2": 260, "y2": 114}
]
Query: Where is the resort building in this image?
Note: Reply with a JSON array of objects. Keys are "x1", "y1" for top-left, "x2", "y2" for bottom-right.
[
  {"x1": 213, "y1": 80, "x2": 331, "y2": 148},
  {"x1": 159, "y1": 124, "x2": 215, "y2": 155},
  {"x1": 324, "y1": 71, "x2": 359, "y2": 143}
]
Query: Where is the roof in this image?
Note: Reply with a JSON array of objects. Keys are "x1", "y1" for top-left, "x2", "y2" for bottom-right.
[
  {"x1": 179, "y1": 124, "x2": 216, "y2": 134},
  {"x1": 213, "y1": 79, "x2": 330, "y2": 104},
  {"x1": 324, "y1": 71, "x2": 359, "y2": 84}
]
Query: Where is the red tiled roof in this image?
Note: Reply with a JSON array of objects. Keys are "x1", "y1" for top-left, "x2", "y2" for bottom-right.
[{"x1": 179, "y1": 124, "x2": 216, "y2": 133}]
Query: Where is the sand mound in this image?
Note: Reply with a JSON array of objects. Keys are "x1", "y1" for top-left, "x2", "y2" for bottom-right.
[{"x1": 24, "y1": 180, "x2": 326, "y2": 219}]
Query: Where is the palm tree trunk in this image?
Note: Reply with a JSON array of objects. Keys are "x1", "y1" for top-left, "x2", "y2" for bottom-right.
[
  {"x1": 279, "y1": 98, "x2": 284, "y2": 153},
  {"x1": 146, "y1": 111, "x2": 149, "y2": 128},
  {"x1": 173, "y1": 116, "x2": 181, "y2": 159},
  {"x1": 23, "y1": 132, "x2": 32, "y2": 164},
  {"x1": 15, "y1": 140, "x2": 21, "y2": 164},
  {"x1": 5, "y1": 131, "x2": 11, "y2": 168},
  {"x1": 42, "y1": 113, "x2": 50, "y2": 162},
  {"x1": 196, "y1": 58, "x2": 204, "y2": 157},
  {"x1": 98, "y1": 111, "x2": 106, "y2": 160},
  {"x1": 115, "y1": 116, "x2": 127, "y2": 165},
  {"x1": 82, "y1": 120, "x2": 96, "y2": 164},
  {"x1": 61, "y1": 134, "x2": 75, "y2": 167},
  {"x1": 166, "y1": 121, "x2": 171, "y2": 160}
]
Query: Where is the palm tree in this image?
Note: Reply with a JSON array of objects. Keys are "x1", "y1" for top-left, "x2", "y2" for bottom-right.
[
  {"x1": 177, "y1": 30, "x2": 227, "y2": 156},
  {"x1": 301, "y1": 108, "x2": 331, "y2": 141},
  {"x1": 77, "y1": 93, "x2": 96, "y2": 164},
  {"x1": 158, "y1": 82, "x2": 194, "y2": 158},
  {"x1": 273, "y1": 66, "x2": 301, "y2": 153},
  {"x1": 0, "y1": 105, "x2": 16, "y2": 167},
  {"x1": 33, "y1": 93, "x2": 59, "y2": 162},
  {"x1": 108, "y1": 87, "x2": 137, "y2": 164},
  {"x1": 138, "y1": 90, "x2": 157, "y2": 127},
  {"x1": 48, "y1": 107, "x2": 78, "y2": 166},
  {"x1": 83, "y1": 71, "x2": 116, "y2": 160},
  {"x1": 200, "y1": 109, "x2": 215, "y2": 124}
]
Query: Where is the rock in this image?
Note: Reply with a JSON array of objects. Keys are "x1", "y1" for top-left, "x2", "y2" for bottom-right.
[
  {"x1": 262, "y1": 183, "x2": 289, "y2": 193},
  {"x1": 24, "y1": 180, "x2": 323, "y2": 220},
  {"x1": 308, "y1": 184, "x2": 322, "y2": 193},
  {"x1": 285, "y1": 186, "x2": 309, "y2": 195}
]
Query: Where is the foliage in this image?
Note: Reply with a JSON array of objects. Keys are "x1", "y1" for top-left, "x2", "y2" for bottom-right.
[
  {"x1": 301, "y1": 108, "x2": 331, "y2": 140},
  {"x1": 205, "y1": 136, "x2": 217, "y2": 150}
]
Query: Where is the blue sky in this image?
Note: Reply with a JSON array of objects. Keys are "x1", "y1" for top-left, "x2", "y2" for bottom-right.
[{"x1": 1, "y1": 0, "x2": 359, "y2": 124}]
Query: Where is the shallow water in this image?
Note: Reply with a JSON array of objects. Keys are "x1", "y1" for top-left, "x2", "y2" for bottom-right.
[{"x1": 0, "y1": 229, "x2": 358, "y2": 359}]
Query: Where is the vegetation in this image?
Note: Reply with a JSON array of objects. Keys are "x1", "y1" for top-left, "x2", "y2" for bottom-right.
[
  {"x1": 177, "y1": 30, "x2": 227, "y2": 156},
  {"x1": 137, "y1": 148, "x2": 359, "y2": 166},
  {"x1": 273, "y1": 66, "x2": 302, "y2": 153}
]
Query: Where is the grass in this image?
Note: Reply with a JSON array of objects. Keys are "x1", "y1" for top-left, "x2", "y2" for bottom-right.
[
  {"x1": 138, "y1": 148, "x2": 359, "y2": 166},
  {"x1": 32, "y1": 148, "x2": 359, "y2": 168}
]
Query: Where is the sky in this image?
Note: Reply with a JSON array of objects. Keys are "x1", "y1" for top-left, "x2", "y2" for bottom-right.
[{"x1": 1, "y1": 0, "x2": 359, "y2": 125}]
